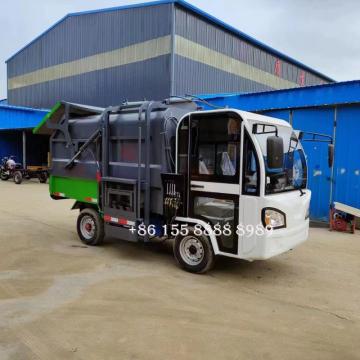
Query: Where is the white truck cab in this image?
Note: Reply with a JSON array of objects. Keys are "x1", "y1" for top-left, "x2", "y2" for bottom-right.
[{"x1": 174, "y1": 109, "x2": 311, "y2": 270}]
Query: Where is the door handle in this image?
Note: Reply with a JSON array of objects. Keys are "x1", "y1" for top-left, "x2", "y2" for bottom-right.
[{"x1": 191, "y1": 185, "x2": 204, "y2": 189}]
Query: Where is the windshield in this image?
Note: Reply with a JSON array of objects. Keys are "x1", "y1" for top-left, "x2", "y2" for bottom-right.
[{"x1": 252, "y1": 122, "x2": 307, "y2": 194}]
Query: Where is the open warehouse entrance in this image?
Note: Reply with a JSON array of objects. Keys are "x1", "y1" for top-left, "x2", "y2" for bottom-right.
[{"x1": 0, "y1": 103, "x2": 49, "y2": 168}]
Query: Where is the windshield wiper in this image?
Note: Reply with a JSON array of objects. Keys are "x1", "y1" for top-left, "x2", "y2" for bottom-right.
[{"x1": 295, "y1": 186, "x2": 305, "y2": 196}]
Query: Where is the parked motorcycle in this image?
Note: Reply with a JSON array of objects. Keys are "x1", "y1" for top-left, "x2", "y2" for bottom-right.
[{"x1": 0, "y1": 156, "x2": 23, "y2": 183}]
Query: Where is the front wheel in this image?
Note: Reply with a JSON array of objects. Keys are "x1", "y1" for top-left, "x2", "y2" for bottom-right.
[
  {"x1": 173, "y1": 229, "x2": 215, "y2": 274},
  {"x1": 0, "y1": 172, "x2": 9, "y2": 181},
  {"x1": 77, "y1": 208, "x2": 104, "y2": 246},
  {"x1": 13, "y1": 171, "x2": 23, "y2": 184}
]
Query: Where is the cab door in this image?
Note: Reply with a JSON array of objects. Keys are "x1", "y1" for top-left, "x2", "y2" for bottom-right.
[{"x1": 179, "y1": 112, "x2": 242, "y2": 255}]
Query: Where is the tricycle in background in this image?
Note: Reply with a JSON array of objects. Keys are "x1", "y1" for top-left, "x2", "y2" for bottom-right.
[{"x1": 0, "y1": 156, "x2": 48, "y2": 184}]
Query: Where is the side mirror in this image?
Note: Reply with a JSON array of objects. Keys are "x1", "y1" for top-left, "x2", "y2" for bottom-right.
[
  {"x1": 328, "y1": 144, "x2": 334, "y2": 168},
  {"x1": 267, "y1": 136, "x2": 284, "y2": 169}
]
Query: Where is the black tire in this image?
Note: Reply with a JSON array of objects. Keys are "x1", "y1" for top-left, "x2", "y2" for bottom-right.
[
  {"x1": 173, "y1": 228, "x2": 215, "y2": 274},
  {"x1": 38, "y1": 172, "x2": 48, "y2": 183},
  {"x1": 13, "y1": 171, "x2": 23, "y2": 184},
  {"x1": 76, "y1": 208, "x2": 104, "y2": 246},
  {"x1": 0, "y1": 172, "x2": 9, "y2": 181}
]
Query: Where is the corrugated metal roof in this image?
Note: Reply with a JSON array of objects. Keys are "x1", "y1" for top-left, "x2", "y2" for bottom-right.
[
  {"x1": 6, "y1": 0, "x2": 333, "y2": 82},
  {"x1": 199, "y1": 79, "x2": 360, "y2": 111},
  {"x1": 0, "y1": 104, "x2": 49, "y2": 130}
]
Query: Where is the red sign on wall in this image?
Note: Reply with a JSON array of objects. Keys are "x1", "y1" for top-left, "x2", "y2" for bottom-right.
[
  {"x1": 274, "y1": 59, "x2": 282, "y2": 76},
  {"x1": 299, "y1": 71, "x2": 305, "y2": 86}
]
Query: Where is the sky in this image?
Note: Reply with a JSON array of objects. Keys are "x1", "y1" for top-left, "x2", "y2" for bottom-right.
[{"x1": 1, "y1": 0, "x2": 359, "y2": 100}]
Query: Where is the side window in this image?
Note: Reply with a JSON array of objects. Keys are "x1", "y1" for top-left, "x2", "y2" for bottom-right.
[
  {"x1": 191, "y1": 114, "x2": 241, "y2": 183},
  {"x1": 243, "y1": 131, "x2": 260, "y2": 195}
]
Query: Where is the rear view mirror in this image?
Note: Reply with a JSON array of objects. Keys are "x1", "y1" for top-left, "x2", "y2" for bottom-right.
[
  {"x1": 267, "y1": 136, "x2": 284, "y2": 169},
  {"x1": 328, "y1": 144, "x2": 334, "y2": 168}
]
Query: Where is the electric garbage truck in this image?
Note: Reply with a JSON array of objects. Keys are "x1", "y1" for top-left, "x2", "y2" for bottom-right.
[{"x1": 35, "y1": 98, "x2": 312, "y2": 273}]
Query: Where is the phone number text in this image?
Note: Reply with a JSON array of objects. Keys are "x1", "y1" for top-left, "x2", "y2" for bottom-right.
[{"x1": 130, "y1": 223, "x2": 273, "y2": 237}]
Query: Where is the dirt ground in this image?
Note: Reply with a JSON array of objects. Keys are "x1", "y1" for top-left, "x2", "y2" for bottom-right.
[{"x1": 0, "y1": 180, "x2": 359, "y2": 360}]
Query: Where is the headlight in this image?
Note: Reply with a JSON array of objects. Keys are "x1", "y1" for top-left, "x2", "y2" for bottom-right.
[{"x1": 262, "y1": 208, "x2": 286, "y2": 229}]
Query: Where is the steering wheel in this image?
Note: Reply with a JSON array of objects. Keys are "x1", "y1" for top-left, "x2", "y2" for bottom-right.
[{"x1": 267, "y1": 171, "x2": 288, "y2": 191}]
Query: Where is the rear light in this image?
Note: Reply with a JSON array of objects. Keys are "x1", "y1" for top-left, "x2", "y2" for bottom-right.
[
  {"x1": 103, "y1": 215, "x2": 135, "y2": 227},
  {"x1": 96, "y1": 170, "x2": 102, "y2": 183},
  {"x1": 53, "y1": 192, "x2": 65, "y2": 197},
  {"x1": 84, "y1": 197, "x2": 97, "y2": 204}
]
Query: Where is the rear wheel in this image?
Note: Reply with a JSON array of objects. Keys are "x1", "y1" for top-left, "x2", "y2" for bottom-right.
[
  {"x1": 38, "y1": 172, "x2": 48, "y2": 183},
  {"x1": 13, "y1": 171, "x2": 23, "y2": 184},
  {"x1": 77, "y1": 208, "x2": 104, "y2": 246},
  {"x1": 173, "y1": 228, "x2": 215, "y2": 274}
]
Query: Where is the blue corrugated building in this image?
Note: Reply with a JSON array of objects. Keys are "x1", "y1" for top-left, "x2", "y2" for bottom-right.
[
  {"x1": 6, "y1": 0, "x2": 332, "y2": 109},
  {"x1": 199, "y1": 80, "x2": 360, "y2": 221},
  {"x1": 0, "y1": 103, "x2": 48, "y2": 166}
]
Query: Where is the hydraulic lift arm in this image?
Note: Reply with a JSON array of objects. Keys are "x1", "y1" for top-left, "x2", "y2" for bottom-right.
[{"x1": 65, "y1": 128, "x2": 101, "y2": 169}]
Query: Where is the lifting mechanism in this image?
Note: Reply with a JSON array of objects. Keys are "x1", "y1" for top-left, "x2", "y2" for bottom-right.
[
  {"x1": 100, "y1": 101, "x2": 168, "y2": 242},
  {"x1": 55, "y1": 100, "x2": 171, "y2": 243}
]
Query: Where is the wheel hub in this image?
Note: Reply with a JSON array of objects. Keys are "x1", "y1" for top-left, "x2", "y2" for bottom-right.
[
  {"x1": 180, "y1": 236, "x2": 204, "y2": 266},
  {"x1": 80, "y1": 216, "x2": 96, "y2": 240},
  {"x1": 189, "y1": 245, "x2": 197, "y2": 255}
]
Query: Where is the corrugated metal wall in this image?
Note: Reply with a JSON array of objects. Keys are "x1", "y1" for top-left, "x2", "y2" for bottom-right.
[
  {"x1": 7, "y1": 2, "x2": 331, "y2": 109},
  {"x1": 200, "y1": 83, "x2": 360, "y2": 222},
  {"x1": 173, "y1": 5, "x2": 329, "y2": 97},
  {"x1": 260, "y1": 106, "x2": 360, "y2": 222},
  {"x1": 9, "y1": 56, "x2": 172, "y2": 109},
  {"x1": 258, "y1": 109, "x2": 290, "y2": 122},
  {"x1": 292, "y1": 108, "x2": 334, "y2": 221},
  {"x1": 258, "y1": 108, "x2": 333, "y2": 221},
  {"x1": 333, "y1": 105, "x2": 360, "y2": 209},
  {"x1": 7, "y1": 4, "x2": 173, "y2": 108}
]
